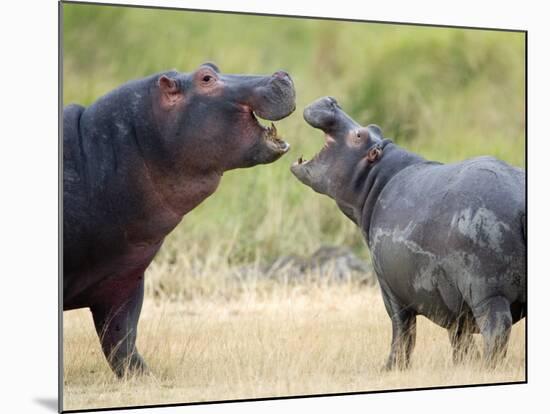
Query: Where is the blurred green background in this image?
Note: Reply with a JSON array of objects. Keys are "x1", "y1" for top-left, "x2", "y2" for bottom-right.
[{"x1": 63, "y1": 3, "x2": 525, "y2": 264}]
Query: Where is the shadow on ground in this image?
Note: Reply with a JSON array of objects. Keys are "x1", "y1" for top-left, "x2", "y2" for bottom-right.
[{"x1": 34, "y1": 397, "x2": 58, "y2": 412}]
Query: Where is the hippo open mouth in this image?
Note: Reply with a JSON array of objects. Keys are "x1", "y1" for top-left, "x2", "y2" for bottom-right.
[
  {"x1": 291, "y1": 97, "x2": 351, "y2": 172},
  {"x1": 248, "y1": 90, "x2": 292, "y2": 155},
  {"x1": 291, "y1": 129, "x2": 336, "y2": 180},
  {"x1": 290, "y1": 133, "x2": 333, "y2": 193},
  {"x1": 239, "y1": 107, "x2": 291, "y2": 166},
  {"x1": 291, "y1": 97, "x2": 361, "y2": 192},
  {"x1": 294, "y1": 133, "x2": 334, "y2": 166},
  {"x1": 235, "y1": 68, "x2": 295, "y2": 161}
]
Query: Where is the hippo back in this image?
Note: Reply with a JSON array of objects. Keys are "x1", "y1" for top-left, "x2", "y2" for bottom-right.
[
  {"x1": 369, "y1": 156, "x2": 525, "y2": 326},
  {"x1": 63, "y1": 104, "x2": 90, "y2": 274}
]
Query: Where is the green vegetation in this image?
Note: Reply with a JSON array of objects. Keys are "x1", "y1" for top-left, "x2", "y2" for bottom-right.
[{"x1": 63, "y1": 3, "x2": 525, "y2": 265}]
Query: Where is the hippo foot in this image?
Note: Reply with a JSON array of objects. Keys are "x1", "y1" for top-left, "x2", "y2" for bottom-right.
[
  {"x1": 482, "y1": 346, "x2": 509, "y2": 369},
  {"x1": 382, "y1": 357, "x2": 411, "y2": 372},
  {"x1": 112, "y1": 353, "x2": 150, "y2": 379}
]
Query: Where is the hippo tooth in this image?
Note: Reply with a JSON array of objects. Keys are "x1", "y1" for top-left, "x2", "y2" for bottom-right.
[{"x1": 271, "y1": 122, "x2": 277, "y2": 136}]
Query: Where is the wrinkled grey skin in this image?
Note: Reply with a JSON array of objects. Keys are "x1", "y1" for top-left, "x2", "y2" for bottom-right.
[{"x1": 291, "y1": 97, "x2": 526, "y2": 369}]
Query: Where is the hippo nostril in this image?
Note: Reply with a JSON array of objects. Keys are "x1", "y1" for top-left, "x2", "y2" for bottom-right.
[{"x1": 273, "y1": 71, "x2": 291, "y2": 81}]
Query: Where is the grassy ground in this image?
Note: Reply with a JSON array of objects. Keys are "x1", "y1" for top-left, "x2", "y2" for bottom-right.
[
  {"x1": 63, "y1": 275, "x2": 525, "y2": 411},
  {"x1": 64, "y1": 255, "x2": 525, "y2": 411},
  {"x1": 62, "y1": 3, "x2": 526, "y2": 411}
]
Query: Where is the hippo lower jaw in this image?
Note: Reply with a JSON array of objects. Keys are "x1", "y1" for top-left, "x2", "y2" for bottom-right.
[
  {"x1": 290, "y1": 155, "x2": 330, "y2": 195},
  {"x1": 262, "y1": 121, "x2": 290, "y2": 154},
  {"x1": 237, "y1": 111, "x2": 291, "y2": 167},
  {"x1": 290, "y1": 160, "x2": 314, "y2": 187},
  {"x1": 290, "y1": 153, "x2": 317, "y2": 188},
  {"x1": 248, "y1": 108, "x2": 290, "y2": 158},
  {"x1": 290, "y1": 161, "x2": 310, "y2": 186},
  {"x1": 290, "y1": 155, "x2": 311, "y2": 176},
  {"x1": 290, "y1": 132, "x2": 335, "y2": 188}
]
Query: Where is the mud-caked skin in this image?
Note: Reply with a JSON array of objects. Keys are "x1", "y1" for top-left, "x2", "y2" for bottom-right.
[
  {"x1": 63, "y1": 63, "x2": 295, "y2": 377},
  {"x1": 291, "y1": 97, "x2": 525, "y2": 369}
]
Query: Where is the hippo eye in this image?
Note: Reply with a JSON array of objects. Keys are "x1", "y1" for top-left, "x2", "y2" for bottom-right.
[{"x1": 202, "y1": 74, "x2": 215, "y2": 83}]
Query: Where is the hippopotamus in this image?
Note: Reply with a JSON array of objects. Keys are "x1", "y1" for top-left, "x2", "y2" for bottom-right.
[
  {"x1": 63, "y1": 63, "x2": 295, "y2": 377},
  {"x1": 291, "y1": 97, "x2": 525, "y2": 369}
]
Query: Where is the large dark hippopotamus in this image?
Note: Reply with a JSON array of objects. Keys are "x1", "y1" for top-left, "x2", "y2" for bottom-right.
[
  {"x1": 63, "y1": 63, "x2": 295, "y2": 377},
  {"x1": 291, "y1": 97, "x2": 525, "y2": 369}
]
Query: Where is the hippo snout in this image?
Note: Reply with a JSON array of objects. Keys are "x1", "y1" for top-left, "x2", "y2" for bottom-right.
[
  {"x1": 251, "y1": 71, "x2": 296, "y2": 121},
  {"x1": 303, "y1": 96, "x2": 341, "y2": 129},
  {"x1": 304, "y1": 96, "x2": 359, "y2": 136}
]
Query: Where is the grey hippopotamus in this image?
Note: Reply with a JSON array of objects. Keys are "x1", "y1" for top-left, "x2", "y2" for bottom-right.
[
  {"x1": 291, "y1": 97, "x2": 525, "y2": 369},
  {"x1": 63, "y1": 63, "x2": 295, "y2": 377}
]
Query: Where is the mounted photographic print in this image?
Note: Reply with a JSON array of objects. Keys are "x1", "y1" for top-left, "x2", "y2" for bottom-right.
[{"x1": 61, "y1": 1, "x2": 526, "y2": 411}]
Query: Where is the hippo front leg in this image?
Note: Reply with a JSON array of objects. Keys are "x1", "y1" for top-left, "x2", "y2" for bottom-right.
[
  {"x1": 380, "y1": 288, "x2": 417, "y2": 370},
  {"x1": 90, "y1": 277, "x2": 149, "y2": 378},
  {"x1": 472, "y1": 296, "x2": 513, "y2": 367}
]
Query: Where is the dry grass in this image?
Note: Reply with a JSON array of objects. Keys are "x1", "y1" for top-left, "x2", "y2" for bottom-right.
[{"x1": 63, "y1": 272, "x2": 525, "y2": 411}]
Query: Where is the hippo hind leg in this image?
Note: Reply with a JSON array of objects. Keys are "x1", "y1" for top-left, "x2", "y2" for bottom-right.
[
  {"x1": 380, "y1": 288, "x2": 417, "y2": 370},
  {"x1": 471, "y1": 296, "x2": 513, "y2": 367},
  {"x1": 90, "y1": 277, "x2": 149, "y2": 378},
  {"x1": 447, "y1": 315, "x2": 480, "y2": 364}
]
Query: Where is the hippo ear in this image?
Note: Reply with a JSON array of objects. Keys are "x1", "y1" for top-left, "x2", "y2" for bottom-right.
[
  {"x1": 158, "y1": 75, "x2": 184, "y2": 109},
  {"x1": 201, "y1": 62, "x2": 220, "y2": 73},
  {"x1": 366, "y1": 124, "x2": 384, "y2": 141}
]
